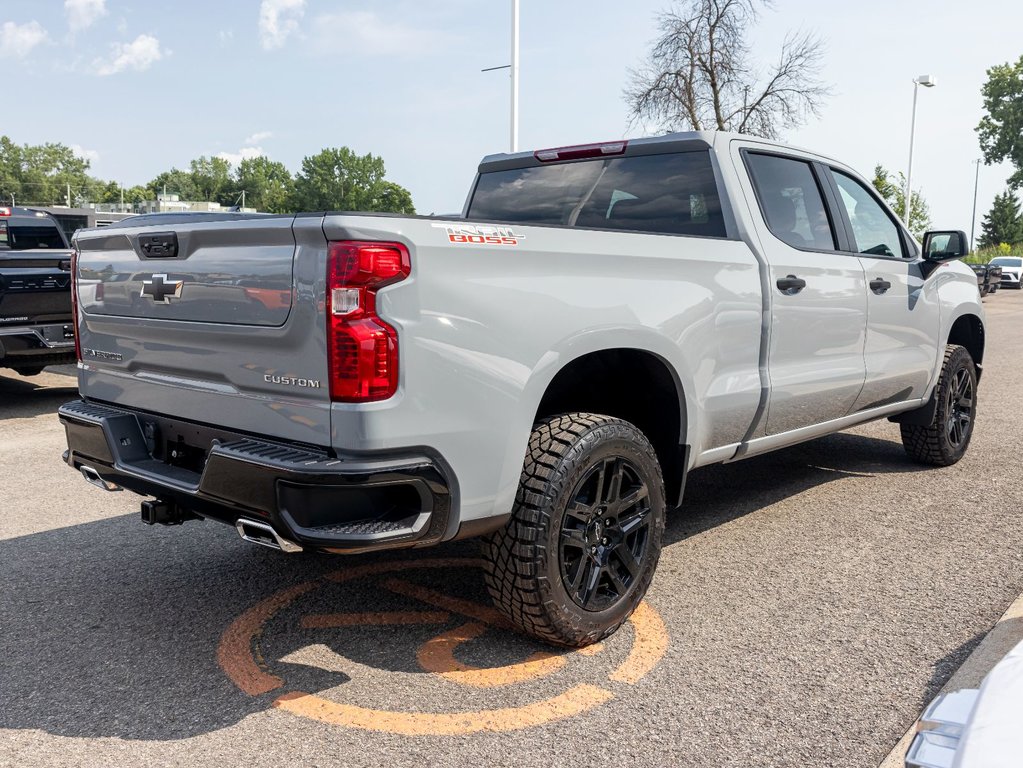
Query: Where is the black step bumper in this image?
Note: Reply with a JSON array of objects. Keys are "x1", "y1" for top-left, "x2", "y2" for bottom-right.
[
  {"x1": 0, "y1": 323, "x2": 76, "y2": 364},
  {"x1": 58, "y1": 399, "x2": 453, "y2": 554}
]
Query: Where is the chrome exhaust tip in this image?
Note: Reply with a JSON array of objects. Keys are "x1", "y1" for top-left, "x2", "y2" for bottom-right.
[
  {"x1": 235, "y1": 518, "x2": 303, "y2": 554},
  {"x1": 80, "y1": 465, "x2": 122, "y2": 492}
]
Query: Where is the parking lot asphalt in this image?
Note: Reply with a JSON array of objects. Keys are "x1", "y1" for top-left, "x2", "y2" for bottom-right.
[{"x1": 2, "y1": 291, "x2": 1023, "y2": 768}]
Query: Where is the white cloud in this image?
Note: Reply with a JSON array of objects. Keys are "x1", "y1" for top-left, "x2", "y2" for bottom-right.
[
  {"x1": 94, "y1": 34, "x2": 163, "y2": 76},
  {"x1": 0, "y1": 21, "x2": 49, "y2": 59},
  {"x1": 310, "y1": 11, "x2": 439, "y2": 56},
  {"x1": 70, "y1": 144, "x2": 100, "y2": 165},
  {"x1": 218, "y1": 29, "x2": 234, "y2": 46},
  {"x1": 244, "y1": 131, "x2": 273, "y2": 145},
  {"x1": 216, "y1": 147, "x2": 266, "y2": 166},
  {"x1": 259, "y1": 0, "x2": 305, "y2": 50},
  {"x1": 65, "y1": 0, "x2": 107, "y2": 33}
]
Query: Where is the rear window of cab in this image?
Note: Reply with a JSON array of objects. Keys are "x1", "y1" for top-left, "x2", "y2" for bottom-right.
[
  {"x1": 3, "y1": 224, "x2": 66, "y2": 250},
  {"x1": 467, "y1": 151, "x2": 727, "y2": 239}
]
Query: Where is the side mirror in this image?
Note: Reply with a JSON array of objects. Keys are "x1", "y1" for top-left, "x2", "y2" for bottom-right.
[{"x1": 922, "y1": 230, "x2": 969, "y2": 261}]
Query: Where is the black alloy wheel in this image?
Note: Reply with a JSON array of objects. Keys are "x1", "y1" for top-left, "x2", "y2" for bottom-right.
[
  {"x1": 945, "y1": 366, "x2": 974, "y2": 449},
  {"x1": 559, "y1": 456, "x2": 652, "y2": 612}
]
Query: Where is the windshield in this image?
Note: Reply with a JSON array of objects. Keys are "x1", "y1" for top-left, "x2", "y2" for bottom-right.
[
  {"x1": 467, "y1": 151, "x2": 727, "y2": 238},
  {"x1": 5, "y1": 224, "x2": 67, "y2": 250},
  {"x1": 989, "y1": 257, "x2": 1022, "y2": 267}
]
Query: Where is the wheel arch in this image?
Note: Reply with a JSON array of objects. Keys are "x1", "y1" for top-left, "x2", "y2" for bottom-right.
[
  {"x1": 947, "y1": 312, "x2": 985, "y2": 377},
  {"x1": 531, "y1": 346, "x2": 690, "y2": 507}
]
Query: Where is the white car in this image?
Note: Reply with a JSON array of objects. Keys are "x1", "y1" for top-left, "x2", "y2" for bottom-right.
[
  {"x1": 906, "y1": 639, "x2": 1023, "y2": 767},
  {"x1": 990, "y1": 256, "x2": 1022, "y2": 289}
]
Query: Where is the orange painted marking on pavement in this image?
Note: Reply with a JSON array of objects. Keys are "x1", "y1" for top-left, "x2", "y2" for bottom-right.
[
  {"x1": 301, "y1": 611, "x2": 449, "y2": 629},
  {"x1": 273, "y1": 684, "x2": 614, "y2": 735},
  {"x1": 576, "y1": 642, "x2": 605, "y2": 656},
  {"x1": 217, "y1": 581, "x2": 319, "y2": 696},
  {"x1": 415, "y1": 620, "x2": 566, "y2": 687},
  {"x1": 610, "y1": 600, "x2": 669, "y2": 684},
  {"x1": 218, "y1": 555, "x2": 670, "y2": 737},
  {"x1": 381, "y1": 577, "x2": 511, "y2": 627}
]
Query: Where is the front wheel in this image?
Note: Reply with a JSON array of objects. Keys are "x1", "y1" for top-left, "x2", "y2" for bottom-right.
[
  {"x1": 900, "y1": 344, "x2": 977, "y2": 466},
  {"x1": 481, "y1": 413, "x2": 666, "y2": 647}
]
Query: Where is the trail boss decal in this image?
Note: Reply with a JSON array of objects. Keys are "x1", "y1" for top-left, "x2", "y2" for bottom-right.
[{"x1": 433, "y1": 223, "x2": 523, "y2": 246}]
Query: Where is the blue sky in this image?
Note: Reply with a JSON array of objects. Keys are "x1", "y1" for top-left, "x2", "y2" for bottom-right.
[{"x1": 2, "y1": 0, "x2": 1021, "y2": 231}]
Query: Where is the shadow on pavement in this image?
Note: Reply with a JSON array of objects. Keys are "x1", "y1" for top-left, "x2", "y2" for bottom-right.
[
  {"x1": 0, "y1": 516, "x2": 569, "y2": 741},
  {"x1": 0, "y1": 367, "x2": 77, "y2": 421},
  {"x1": 667, "y1": 430, "x2": 929, "y2": 545},
  {"x1": 0, "y1": 428, "x2": 932, "y2": 742}
]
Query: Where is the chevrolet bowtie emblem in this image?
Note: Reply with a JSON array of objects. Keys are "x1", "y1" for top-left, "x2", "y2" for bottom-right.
[{"x1": 140, "y1": 274, "x2": 183, "y2": 304}]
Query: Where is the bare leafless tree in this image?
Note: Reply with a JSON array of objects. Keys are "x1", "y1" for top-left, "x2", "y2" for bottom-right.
[{"x1": 625, "y1": 0, "x2": 830, "y2": 138}]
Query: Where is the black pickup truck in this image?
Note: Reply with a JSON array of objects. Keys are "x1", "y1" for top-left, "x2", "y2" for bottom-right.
[
  {"x1": 970, "y1": 263, "x2": 1004, "y2": 297},
  {"x1": 0, "y1": 206, "x2": 76, "y2": 375}
]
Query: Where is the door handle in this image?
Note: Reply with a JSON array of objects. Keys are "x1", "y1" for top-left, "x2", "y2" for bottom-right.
[
  {"x1": 776, "y1": 275, "x2": 806, "y2": 295},
  {"x1": 869, "y1": 278, "x2": 892, "y2": 294}
]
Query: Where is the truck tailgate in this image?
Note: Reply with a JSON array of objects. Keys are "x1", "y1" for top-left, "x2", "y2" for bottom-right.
[
  {"x1": 73, "y1": 215, "x2": 332, "y2": 447},
  {"x1": 0, "y1": 252, "x2": 73, "y2": 325}
]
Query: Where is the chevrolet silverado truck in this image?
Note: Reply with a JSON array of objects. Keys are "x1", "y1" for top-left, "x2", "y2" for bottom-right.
[
  {"x1": 0, "y1": 206, "x2": 76, "y2": 375},
  {"x1": 59, "y1": 132, "x2": 984, "y2": 647}
]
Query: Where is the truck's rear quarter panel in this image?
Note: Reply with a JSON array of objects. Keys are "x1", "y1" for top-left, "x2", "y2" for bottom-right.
[{"x1": 324, "y1": 214, "x2": 763, "y2": 527}]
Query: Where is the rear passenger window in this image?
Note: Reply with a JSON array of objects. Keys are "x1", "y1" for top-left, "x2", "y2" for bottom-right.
[
  {"x1": 831, "y1": 171, "x2": 906, "y2": 258},
  {"x1": 745, "y1": 153, "x2": 836, "y2": 251},
  {"x1": 468, "y1": 151, "x2": 727, "y2": 238},
  {"x1": 0, "y1": 221, "x2": 8, "y2": 249}
]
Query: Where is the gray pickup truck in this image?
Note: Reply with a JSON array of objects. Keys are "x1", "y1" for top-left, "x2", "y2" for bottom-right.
[
  {"x1": 60, "y1": 132, "x2": 984, "y2": 646},
  {"x1": 0, "y1": 206, "x2": 76, "y2": 375}
]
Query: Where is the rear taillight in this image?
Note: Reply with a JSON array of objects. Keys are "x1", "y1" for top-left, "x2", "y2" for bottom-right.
[
  {"x1": 326, "y1": 241, "x2": 410, "y2": 402},
  {"x1": 70, "y1": 248, "x2": 81, "y2": 361}
]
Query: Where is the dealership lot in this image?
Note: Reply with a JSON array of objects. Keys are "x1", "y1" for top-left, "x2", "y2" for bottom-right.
[{"x1": 2, "y1": 294, "x2": 1022, "y2": 768}]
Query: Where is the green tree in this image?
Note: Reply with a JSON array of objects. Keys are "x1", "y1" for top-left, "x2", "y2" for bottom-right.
[
  {"x1": 0, "y1": 137, "x2": 93, "y2": 205},
  {"x1": 290, "y1": 147, "x2": 414, "y2": 213},
  {"x1": 0, "y1": 136, "x2": 24, "y2": 204},
  {"x1": 189, "y1": 156, "x2": 234, "y2": 204},
  {"x1": 871, "y1": 164, "x2": 931, "y2": 239},
  {"x1": 978, "y1": 190, "x2": 1023, "y2": 249},
  {"x1": 96, "y1": 180, "x2": 124, "y2": 204},
  {"x1": 149, "y1": 168, "x2": 198, "y2": 200},
  {"x1": 123, "y1": 185, "x2": 154, "y2": 205},
  {"x1": 977, "y1": 56, "x2": 1023, "y2": 189},
  {"x1": 235, "y1": 156, "x2": 294, "y2": 213},
  {"x1": 370, "y1": 181, "x2": 416, "y2": 215}
]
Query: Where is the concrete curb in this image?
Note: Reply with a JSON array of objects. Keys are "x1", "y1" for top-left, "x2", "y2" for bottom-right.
[{"x1": 878, "y1": 592, "x2": 1023, "y2": 767}]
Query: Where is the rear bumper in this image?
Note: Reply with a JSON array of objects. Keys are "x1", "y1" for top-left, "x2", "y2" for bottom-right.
[
  {"x1": 58, "y1": 399, "x2": 453, "y2": 554},
  {"x1": 0, "y1": 323, "x2": 75, "y2": 362}
]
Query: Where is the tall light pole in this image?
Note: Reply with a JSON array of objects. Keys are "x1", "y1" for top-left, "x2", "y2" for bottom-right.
[
  {"x1": 904, "y1": 74, "x2": 936, "y2": 228},
  {"x1": 970, "y1": 159, "x2": 982, "y2": 252},
  {"x1": 510, "y1": 0, "x2": 520, "y2": 152},
  {"x1": 482, "y1": 0, "x2": 521, "y2": 153}
]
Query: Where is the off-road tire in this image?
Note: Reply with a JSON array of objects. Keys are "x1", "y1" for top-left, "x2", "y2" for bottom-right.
[
  {"x1": 900, "y1": 344, "x2": 977, "y2": 466},
  {"x1": 481, "y1": 413, "x2": 666, "y2": 647}
]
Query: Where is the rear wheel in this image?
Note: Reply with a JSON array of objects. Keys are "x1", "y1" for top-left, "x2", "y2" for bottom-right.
[
  {"x1": 481, "y1": 413, "x2": 666, "y2": 647},
  {"x1": 900, "y1": 344, "x2": 977, "y2": 466}
]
